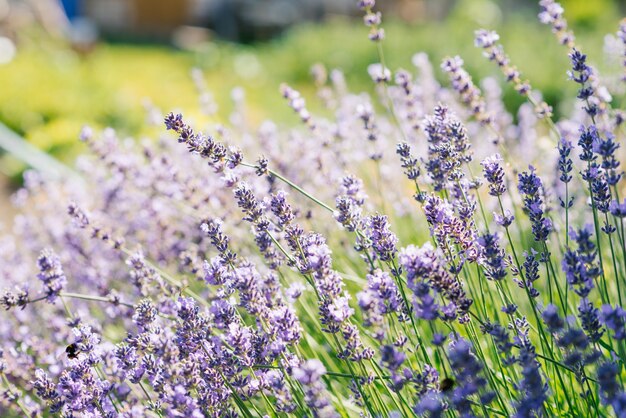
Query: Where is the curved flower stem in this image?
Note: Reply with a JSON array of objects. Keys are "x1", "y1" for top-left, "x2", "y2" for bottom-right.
[{"x1": 240, "y1": 162, "x2": 334, "y2": 213}]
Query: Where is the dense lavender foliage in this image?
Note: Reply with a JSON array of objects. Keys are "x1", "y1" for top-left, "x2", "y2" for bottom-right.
[{"x1": 2, "y1": 1, "x2": 626, "y2": 417}]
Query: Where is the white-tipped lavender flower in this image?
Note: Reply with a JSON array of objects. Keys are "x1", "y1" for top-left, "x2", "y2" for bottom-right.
[
  {"x1": 280, "y1": 84, "x2": 316, "y2": 130},
  {"x1": 441, "y1": 55, "x2": 493, "y2": 127},
  {"x1": 475, "y1": 29, "x2": 552, "y2": 118},
  {"x1": 367, "y1": 63, "x2": 391, "y2": 83},
  {"x1": 358, "y1": 0, "x2": 384, "y2": 42},
  {"x1": 538, "y1": 0, "x2": 575, "y2": 48}
]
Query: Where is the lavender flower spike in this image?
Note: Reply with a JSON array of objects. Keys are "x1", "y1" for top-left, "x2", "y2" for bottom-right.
[
  {"x1": 367, "y1": 214, "x2": 398, "y2": 262},
  {"x1": 481, "y1": 154, "x2": 506, "y2": 197},
  {"x1": 293, "y1": 359, "x2": 339, "y2": 417},
  {"x1": 474, "y1": 29, "x2": 552, "y2": 118},
  {"x1": 518, "y1": 166, "x2": 552, "y2": 242},
  {"x1": 36, "y1": 249, "x2": 67, "y2": 303},
  {"x1": 441, "y1": 55, "x2": 493, "y2": 127},
  {"x1": 538, "y1": 0, "x2": 575, "y2": 48}
]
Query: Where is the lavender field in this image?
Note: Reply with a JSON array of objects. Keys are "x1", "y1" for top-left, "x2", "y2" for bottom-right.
[{"x1": 2, "y1": 0, "x2": 626, "y2": 416}]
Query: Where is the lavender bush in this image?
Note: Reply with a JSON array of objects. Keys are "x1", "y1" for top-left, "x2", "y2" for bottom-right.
[{"x1": 2, "y1": 1, "x2": 626, "y2": 416}]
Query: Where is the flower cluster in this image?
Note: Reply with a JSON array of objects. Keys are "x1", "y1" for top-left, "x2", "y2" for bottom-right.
[{"x1": 2, "y1": 1, "x2": 626, "y2": 417}]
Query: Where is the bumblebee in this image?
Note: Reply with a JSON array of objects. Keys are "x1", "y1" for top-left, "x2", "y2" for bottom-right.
[
  {"x1": 439, "y1": 377, "x2": 455, "y2": 393},
  {"x1": 65, "y1": 343, "x2": 80, "y2": 359}
]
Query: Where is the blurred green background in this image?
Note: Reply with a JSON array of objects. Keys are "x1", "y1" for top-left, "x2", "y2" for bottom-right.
[{"x1": 0, "y1": 0, "x2": 623, "y2": 181}]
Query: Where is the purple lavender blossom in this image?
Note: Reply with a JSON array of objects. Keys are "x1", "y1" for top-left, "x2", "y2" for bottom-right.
[
  {"x1": 542, "y1": 304, "x2": 565, "y2": 334},
  {"x1": 126, "y1": 250, "x2": 163, "y2": 296},
  {"x1": 423, "y1": 195, "x2": 479, "y2": 265},
  {"x1": 610, "y1": 199, "x2": 626, "y2": 217},
  {"x1": 578, "y1": 299, "x2": 604, "y2": 343},
  {"x1": 399, "y1": 243, "x2": 472, "y2": 322},
  {"x1": 423, "y1": 105, "x2": 472, "y2": 192},
  {"x1": 514, "y1": 250, "x2": 540, "y2": 298},
  {"x1": 494, "y1": 210, "x2": 515, "y2": 228},
  {"x1": 368, "y1": 63, "x2": 391, "y2": 83},
  {"x1": 447, "y1": 338, "x2": 494, "y2": 415},
  {"x1": 280, "y1": 84, "x2": 316, "y2": 130},
  {"x1": 591, "y1": 170, "x2": 612, "y2": 214},
  {"x1": 334, "y1": 196, "x2": 363, "y2": 232},
  {"x1": 557, "y1": 138, "x2": 573, "y2": 184},
  {"x1": 357, "y1": 102, "x2": 379, "y2": 146},
  {"x1": 36, "y1": 249, "x2": 67, "y2": 303},
  {"x1": 414, "y1": 391, "x2": 445, "y2": 417},
  {"x1": 512, "y1": 318, "x2": 548, "y2": 418},
  {"x1": 518, "y1": 166, "x2": 552, "y2": 242},
  {"x1": 477, "y1": 232, "x2": 508, "y2": 281},
  {"x1": 481, "y1": 320, "x2": 514, "y2": 362},
  {"x1": 538, "y1": 0, "x2": 575, "y2": 47},
  {"x1": 367, "y1": 214, "x2": 398, "y2": 262},
  {"x1": 597, "y1": 362, "x2": 626, "y2": 416},
  {"x1": 334, "y1": 175, "x2": 367, "y2": 233},
  {"x1": 594, "y1": 132, "x2": 622, "y2": 186},
  {"x1": 339, "y1": 175, "x2": 367, "y2": 206},
  {"x1": 132, "y1": 299, "x2": 158, "y2": 331},
  {"x1": 562, "y1": 225, "x2": 601, "y2": 298},
  {"x1": 599, "y1": 305, "x2": 626, "y2": 340},
  {"x1": 234, "y1": 182, "x2": 265, "y2": 225},
  {"x1": 380, "y1": 344, "x2": 406, "y2": 389},
  {"x1": 32, "y1": 369, "x2": 64, "y2": 413},
  {"x1": 396, "y1": 142, "x2": 421, "y2": 181},
  {"x1": 358, "y1": 0, "x2": 384, "y2": 41},
  {"x1": 55, "y1": 327, "x2": 113, "y2": 414},
  {"x1": 475, "y1": 29, "x2": 552, "y2": 116},
  {"x1": 293, "y1": 359, "x2": 339, "y2": 417},
  {"x1": 578, "y1": 125, "x2": 598, "y2": 165},
  {"x1": 0, "y1": 287, "x2": 29, "y2": 310},
  {"x1": 568, "y1": 50, "x2": 598, "y2": 117},
  {"x1": 358, "y1": 269, "x2": 405, "y2": 340},
  {"x1": 481, "y1": 154, "x2": 506, "y2": 197},
  {"x1": 269, "y1": 305, "x2": 302, "y2": 346},
  {"x1": 164, "y1": 112, "x2": 228, "y2": 165},
  {"x1": 441, "y1": 56, "x2": 492, "y2": 127}
]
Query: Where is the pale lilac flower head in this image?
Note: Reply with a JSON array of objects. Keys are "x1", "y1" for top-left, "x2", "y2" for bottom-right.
[{"x1": 368, "y1": 63, "x2": 391, "y2": 83}]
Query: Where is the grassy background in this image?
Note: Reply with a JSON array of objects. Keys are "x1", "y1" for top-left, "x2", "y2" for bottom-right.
[{"x1": 0, "y1": 0, "x2": 622, "y2": 179}]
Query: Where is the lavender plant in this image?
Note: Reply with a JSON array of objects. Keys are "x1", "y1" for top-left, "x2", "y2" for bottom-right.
[{"x1": 2, "y1": 1, "x2": 626, "y2": 417}]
